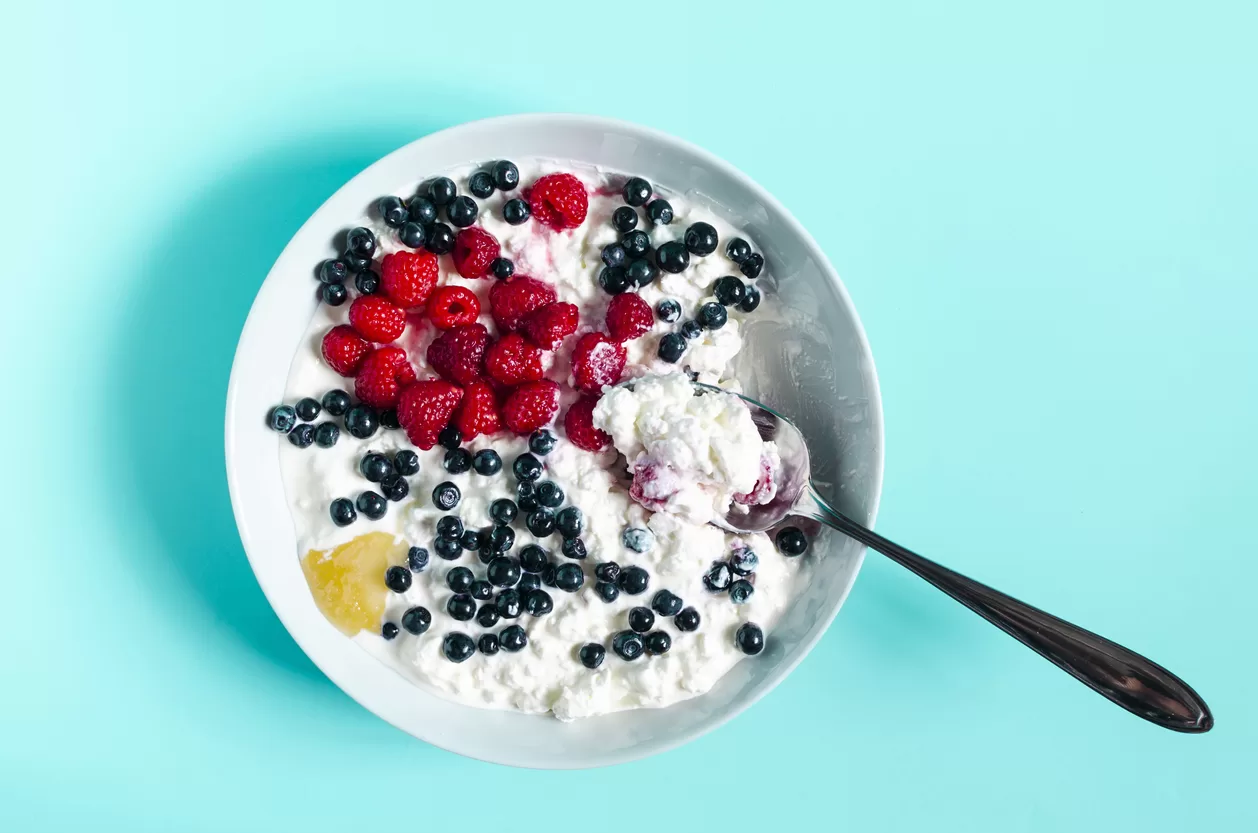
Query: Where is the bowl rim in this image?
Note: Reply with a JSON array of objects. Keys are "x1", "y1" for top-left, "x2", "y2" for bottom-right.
[{"x1": 224, "y1": 113, "x2": 884, "y2": 767}]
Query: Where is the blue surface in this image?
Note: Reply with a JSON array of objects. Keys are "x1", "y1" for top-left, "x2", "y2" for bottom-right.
[{"x1": 5, "y1": 1, "x2": 1255, "y2": 830}]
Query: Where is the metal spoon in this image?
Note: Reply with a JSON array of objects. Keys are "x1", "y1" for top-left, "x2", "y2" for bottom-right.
[{"x1": 704, "y1": 383, "x2": 1213, "y2": 733}]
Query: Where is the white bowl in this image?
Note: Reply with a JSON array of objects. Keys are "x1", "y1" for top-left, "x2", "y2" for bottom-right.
[{"x1": 225, "y1": 114, "x2": 883, "y2": 768}]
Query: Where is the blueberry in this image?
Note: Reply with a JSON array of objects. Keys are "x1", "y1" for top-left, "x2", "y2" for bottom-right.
[
  {"x1": 437, "y1": 516, "x2": 465, "y2": 540},
  {"x1": 729, "y1": 579, "x2": 755, "y2": 604},
  {"x1": 446, "y1": 195, "x2": 478, "y2": 228},
  {"x1": 438, "y1": 425, "x2": 463, "y2": 450},
  {"x1": 680, "y1": 320, "x2": 703, "y2": 340},
  {"x1": 554, "y1": 563, "x2": 584, "y2": 593},
  {"x1": 491, "y1": 160, "x2": 520, "y2": 191},
  {"x1": 380, "y1": 408, "x2": 400, "y2": 429},
  {"x1": 516, "y1": 481, "x2": 539, "y2": 512},
  {"x1": 646, "y1": 199, "x2": 673, "y2": 225},
  {"x1": 525, "y1": 588, "x2": 554, "y2": 616},
  {"x1": 703, "y1": 562, "x2": 733, "y2": 592},
  {"x1": 713, "y1": 276, "x2": 746, "y2": 307},
  {"x1": 655, "y1": 241, "x2": 690, "y2": 274},
  {"x1": 288, "y1": 423, "x2": 316, "y2": 448},
  {"x1": 343, "y1": 248, "x2": 371, "y2": 273},
  {"x1": 345, "y1": 405, "x2": 378, "y2": 439},
  {"x1": 268, "y1": 405, "x2": 297, "y2": 433},
  {"x1": 556, "y1": 506, "x2": 583, "y2": 538},
  {"x1": 470, "y1": 580, "x2": 493, "y2": 601},
  {"x1": 579, "y1": 643, "x2": 606, "y2": 669},
  {"x1": 528, "y1": 429, "x2": 556, "y2": 456},
  {"x1": 725, "y1": 237, "x2": 751, "y2": 264},
  {"x1": 444, "y1": 448, "x2": 472, "y2": 474},
  {"x1": 459, "y1": 529, "x2": 483, "y2": 550},
  {"x1": 541, "y1": 563, "x2": 558, "y2": 587},
  {"x1": 518, "y1": 573, "x2": 542, "y2": 593},
  {"x1": 697, "y1": 302, "x2": 727, "y2": 330},
  {"x1": 442, "y1": 632, "x2": 476, "y2": 663},
  {"x1": 393, "y1": 449, "x2": 420, "y2": 476},
  {"x1": 321, "y1": 389, "x2": 351, "y2": 416},
  {"x1": 434, "y1": 536, "x2": 462, "y2": 560},
  {"x1": 595, "y1": 581, "x2": 620, "y2": 602},
  {"x1": 612, "y1": 206, "x2": 639, "y2": 232},
  {"x1": 740, "y1": 252, "x2": 764, "y2": 279},
  {"x1": 346, "y1": 226, "x2": 377, "y2": 259},
  {"x1": 426, "y1": 222, "x2": 455, "y2": 255},
  {"x1": 407, "y1": 546, "x2": 429, "y2": 572},
  {"x1": 657, "y1": 333, "x2": 686, "y2": 363},
  {"x1": 360, "y1": 452, "x2": 393, "y2": 483},
  {"x1": 500, "y1": 624, "x2": 528, "y2": 652},
  {"x1": 627, "y1": 258, "x2": 658, "y2": 287},
  {"x1": 329, "y1": 498, "x2": 357, "y2": 526},
  {"x1": 595, "y1": 562, "x2": 621, "y2": 582},
  {"x1": 399, "y1": 221, "x2": 427, "y2": 249},
  {"x1": 476, "y1": 604, "x2": 500, "y2": 628},
  {"x1": 561, "y1": 538, "x2": 587, "y2": 560},
  {"x1": 357, "y1": 491, "x2": 387, "y2": 520},
  {"x1": 519, "y1": 544, "x2": 548, "y2": 573},
  {"x1": 623, "y1": 177, "x2": 652, "y2": 206},
  {"x1": 468, "y1": 171, "x2": 495, "y2": 198},
  {"x1": 385, "y1": 565, "x2": 412, "y2": 593},
  {"x1": 534, "y1": 481, "x2": 564, "y2": 508},
  {"x1": 294, "y1": 397, "x2": 321, "y2": 422},
  {"x1": 601, "y1": 243, "x2": 627, "y2": 269},
  {"x1": 487, "y1": 500, "x2": 515, "y2": 528},
  {"x1": 432, "y1": 482, "x2": 461, "y2": 511},
  {"x1": 739, "y1": 283, "x2": 761, "y2": 313},
  {"x1": 502, "y1": 198, "x2": 531, "y2": 225},
  {"x1": 489, "y1": 525, "x2": 515, "y2": 553},
  {"x1": 675, "y1": 606, "x2": 701, "y2": 632},
  {"x1": 379, "y1": 196, "x2": 409, "y2": 228},
  {"x1": 319, "y1": 259, "x2": 349, "y2": 284},
  {"x1": 484, "y1": 556, "x2": 518, "y2": 588},
  {"x1": 446, "y1": 566, "x2": 474, "y2": 593},
  {"x1": 380, "y1": 474, "x2": 409, "y2": 501},
  {"x1": 447, "y1": 594, "x2": 476, "y2": 621},
  {"x1": 730, "y1": 548, "x2": 759, "y2": 575},
  {"x1": 351, "y1": 270, "x2": 378, "y2": 298},
  {"x1": 495, "y1": 588, "x2": 522, "y2": 619},
  {"x1": 472, "y1": 449, "x2": 502, "y2": 475},
  {"x1": 655, "y1": 299, "x2": 681, "y2": 323},
  {"x1": 645, "y1": 631, "x2": 672, "y2": 656},
  {"x1": 478, "y1": 633, "x2": 500, "y2": 655},
  {"x1": 314, "y1": 422, "x2": 340, "y2": 448},
  {"x1": 617, "y1": 566, "x2": 649, "y2": 595},
  {"x1": 489, "y1": 257, "x2": 514, "y2": 280},
  {"x1": 621, "y1": 230, "x2": 651, "y2": 258},
  {"x1": 612, "y1": 630, "x2": 645, "y2": 661},
  {"x1": 321, "y1": 282, "x2": 348, "y2": 306},
  {"x1": 402, "y1": 605, "x2": 432, "y2": 634},
  {"x1": 627, "y1": 607, "x2": 655, "y2": 633},
  {"x1": 513, "y1": 453, "x2": 543, "y2": 481},
  {"x1": 651, "y1": 590, "x2": 683, "y2": 617},
  {"x1": 526, "y1": 509, "x2": 556, "y2": 538},
  {"x1": 427, "y1": 177, "x2": 457, "y2": 206},
  {"x1": 382, "y1": 622, "x2": 399, "y2": 640},
  {"x1": 622, "y1": 527, "x2": 654, "y2": 553},
  {"x1": 775, "y1": 526, "x2": 809, "y2": 556},
  {"x1": 736, "y1": 622, "x2": 765, "y2": 655},
  {"x1": 598, "y1": 266, "x2": 631, "y2": 295},
  {"x1": 683, "y1": 222, "x2": 718, "y2": 256}
]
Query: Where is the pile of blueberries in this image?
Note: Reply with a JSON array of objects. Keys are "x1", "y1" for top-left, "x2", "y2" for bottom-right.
[
  {"x1": 267, "y1": 389, "x2": 395, "y2": 451},
  {"x1": 702, "y1": 545, "x2": 760, "y2": 605},
  {"x1": 316, "y1": 226, "x2": 381, "y2": 307}
]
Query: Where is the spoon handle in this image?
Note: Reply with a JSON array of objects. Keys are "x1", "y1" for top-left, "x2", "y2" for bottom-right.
[{"x1": 802, "y1": 486, "x2": 1213, "y2": 733}]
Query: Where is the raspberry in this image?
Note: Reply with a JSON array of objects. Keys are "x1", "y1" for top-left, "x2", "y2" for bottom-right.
[
  {"x1": 354, "y1": 346, "x2": 417, "y2": 409},
  {"x1": 321, "y1": 325, "x2": 370, "y2": 377},
  {"x1": 501, "y1": 380, "x2": 561, "y2": 435},
  {"x1": 563, "y1": 394, "x2": 611, "y2": 451},
  {"x1": 605, "y1": 293, "x2": 653, "y2": 342},
  {"x1": 426, "y1": 323, "x2": 488, "y2": 386},
  {"x1": 521, "y1": 302, "x2": 579, "y2": 350},
  {"x1": 527, "y1": 173, "x2": 588, "y2": 229},
  {"x1": 380, "y1": 250, "x2": 439, "y2": 309},
  {"x1": 485, "y1": 334, "x2": 544, "y2": 387},
  {"x1": 451, "y1": 227, "x2": 500, "y2": 279},
  {"x1": 426, "y1": 285, "x2": 481, "y2": 329},
  {"x1": 348, "y1": 295, "x2": 406, "y2": 343},
  {"x1": 489, "y1": 276, "x2": 557, "y2": 332},
  {"x1": 571, "y1": 332, "x2": 627, "y2": 392},
  {"x1": 397, "y1": 380, "x2": 464, "y2": 450},
  {"x1": 453, "y1": 380, "x2": 502, "y2": 440}
]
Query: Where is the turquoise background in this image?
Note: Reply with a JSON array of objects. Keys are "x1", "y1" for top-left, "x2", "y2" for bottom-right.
[{"x1": 5, "y1": 1, "x2": 1255, "y2": 830}]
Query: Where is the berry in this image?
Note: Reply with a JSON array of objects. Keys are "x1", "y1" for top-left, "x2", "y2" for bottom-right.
[
  {"x1": 598, "y1": 266, "x2": 631, "y2": 295},
  {"x1": 601, "y1": 243, "x2": 627, "y2": 269},
  {"x1": 495, "y1": 588, "x2": 522, "y2": 619},
  {"x1": 645, "y1": 631, "x2": 671, "y2": 655},
  {"x1": 595, "y1": 562, "x2": 621, "y2": 582},
  {"x1": 703, "y1": 562, "x2": 733, "y2": 592},
  {"x1": 426, "y1": 323, "x2": 489, "y2": 386},
  {"x1": 489, "y1": 276, "x2": 557, "y2": 332},
  {"x1": 554, "y1": 563, "x2": 584, "y2": 592},
  {"x1": 402, "y1": 605, "x2": 432, "y2": 634},
  {"x1": 349, "y1": 295, "x2": 406, "y2": 343},
  {"x1": 407, "y1": 547, "x2": 430, "y2": 571},
  {"x1": 563, "y1": 395, "x2": 611, "y2": 452},
  {"x1": 489, "y1": 257, "x2": 514, "y2": 280},
  {"x1": 453, "y1": 381, "x2": 502, "y2": 440},
  {"x1": 521, "y1": 302, "x2": 579, "y2": 349},
  {"x1": 595, "y1": 581, "x2": 619, "y2": 602},
  {"x1": 357, "y1": 491, "x2": 387, "y2": 520},
  {"x1": 355, "y1": 270, "x2": 380, "y2": 295},
  {"x1": 502, "y1": 198, "x2": 531, "y2": 225},
  {"x1": 528, "y1": 172, "x2": 588, "y2": 229},
  {"x1": 447, "y1": 594, "x2": 476, "y2": 621},
  {"x1": 426, "y1": 222, "x2": 455, "y2": 255},
  {"x1": 460, "y1": 529, "x2": 484, "y2": 551},
  {"x1": 427, "y1": 177, "x2": 457, "y2": 206},
  {"x1": 713, "y1": 276, "x2": 746, "y2": 307},
  {"x1": 623, "y1": 177, "x2": 652, "y2": 206},
  {"x1": 726, "y1": 237, "x2": 751, "y2": 263},
  {"x1": 399, "y1": 221, "x2": 427, "y2": 249},
  {"x1": 288, "y1": 424, "x2": 315, "y2": 448},
  {"x1": 321, "y1": 282, "x2": 348, "y2": 306},
  {"x1": 381, "y1": 474, "x2": 408, "y2": 501},
  {"x1": 500, "y1": 624, "x2": 528, "y2": 652},
  {"x1": 434, "y1": 536, "x2": 462, "y2": 560},
  {"x1": 680, "y1": 320, "x2": 703, "y2": 340},
  {"x1": 378, "y1": 196, "x2": 409, "y2": 228},
  {"x1": 268, "y1": 405, "x2": 297, "y2": 433},
  {"x1": 651, "y1": 590, "x2": 683, "y2": 617},
  {"x1": 472, "y1": 449, "x2": 502, "y2": 475},
  {"x1": 513, "y1": 453, "x2": 543, "y2": 481},
  {"x1": 518, "y1": 572, "x2": 541, "y2": 592},
  {"x1": 697, "y1": 302, "x2": 727, "y2": 330},
  {"x1": 579, "y1": 643, "x2": 606, "y2": 669},
  {"x1": 397, "y1": 380, "x2": 463, "y2": 449},
  {"x1": 528, "y1": 429, "x2": 556, "y2": 456},
  {"x1": 491, "y1": 160, "x2": 520, "y2": 191},
  {"x1": 380, "y1": 408, "x2": 401, "y2": 429},
  {"x1": 447, "y1": 566, "x2": 474, "y2": 593},
  {"x1": 380, "y1": 250, "x2": 439, "y2": 309},
  {"x1": 443, "y1": 632, "x2": 476, "y2": 663},
  {"x1": 409, "y1": 197, "x2": 437, "y2": 226},
  {"x1": 572, "y1": 333, "x2": 627, "y2": 392},
  {"x1": 730, "y1": 579, "x2": 755, "y2": 604},
  {"x1": 730, "y1": 548, "x2": 759, "y2": 575},
  {"x1": 426, "y1": 286, "x2": 481, "y2": 330},
  {"x1": 382, "y1": 622, "x2": 399, "y2": 640},
  {"x1": 330, "y1": 497, "x2": 357, "y2": 526},
  {"x1": 384, "y1": 565, "x2": 412, "y2": 593},
  {"x1": 617, "y1": 566, "x2": 649, "y2": 595},
  {"x1": 612, "y1": 205, "x2": 638, "y2": 232},
  {"x1": 654, "y1": 299, "x2": 682, "y2": 324},
  {"x1": 776, "y1": 526, "x2": 809, "y2": 555},
  {"x1": 626, "y1": 258, "x2": 658, "y2": 287},
  {"x1": 540, "y1": 564, "x2": 557, "y2": 587},
  {"x1": 478, "y1": 633, "x2": 500, "y2": 655},
  {"x1": 740, "y1": 252, "x2": 764, "y2": 279},
  {"x1": 646, "y1": 199, "x2": 673, "y2": 225},
  {"x1": 516, "y1": 481, "x2": 539, "y2": 512},
  {"x1": 319, "y1": 259, "x2": 349, "y2": 284},
  {"x1": 621, "y1": 230, "x2": 650, "y2": 258},
  {"x1": 444, "y1": 448, "x2": 471, "y2": 473},
  {"x1": 526, "y1": 509, "x2": 555, "y2": 538},
  {"x1": 524, "y1": 589, "x2": 553, "y2": 616},
  {"x1": 675, "y1": 607, "x2": 701, "y2": 632},
  {"x1": 476, "y1": 604, "x2": 500, "y2": 628},
  {"x1": 468, "y1": 171, "x2": 494, "y2": 198},
  {"x1": 535, "y1": 481, "x2": 564, "y2": 508},
  {"x1": 683, "y1": 222, "x2": 718, "y2": 256},
  {"x1": 501, "y1": 380, "x2": 561, "y2": 434},
  {"x1": 736, "y1": 622, "x2": 765, "y2": 655},
  {"x1": 657, "y1": 333, "x2": 686, "y2": 363},
  {"x1": 321, "y1": 389, "x2": 351, "y2": 416},
  {"x1": 489, "y1": 525, "x2": 515, "y2": 553},
  {"x1": 321, "y1": 325, "x2": 371, "y2": 377},
  {"x1": 561, "y1": 538, "x2": 587, "y2": 560},
  {"x1": 432, "y1": 481, "x2": 461, "y2": 511},
  {"x1": 612, "y1": 631, "x2": 644, "y2": 661},
  {"x1": 519, "y1": 544, "x2": 548, "y2": 573},
  {"x1": 740, "y1": 284, "x2": 762, "y2": 312},
  {"x1": 346, "y1": 226, "x2": 376, "y2": 259},
  {"x1": 655, "y1": 240, "x2": 690, "y2": 273},
  {"x1": 315, "y1": 422, "x2": 340, "y2": 448},
  {"x1": 606, "y1": 293, "x2": 653, "y2": 341},
  {"x1": 470, "y1": 580, "x2": 493, "y2": 601},
  {"x1": 344, "y1": 404, "x2": 379, "y2": 439},
  {"x1": 344, "y1": 248, "x2": 372, "y2": 272},
  {"x1": 486, "y1": 334, "x2": 544, "y2": 386},
  {"x1": 490, "y1": 500, "x2": 518, "y2": 528},
  {"x1": 451, "y1": 226, "x2": 499, "y2": 278},
  {"x1": 360, "y1": 453, "x2": 394, "y2": 482},
  {"x1": 354, "y1": 346, "x2": 416, "y2": 409},
  {"x1": 627, "y1": 607, "x2": 655, "y2": 633}
]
